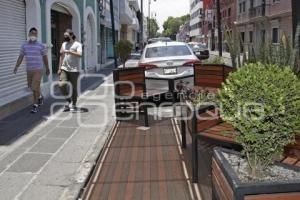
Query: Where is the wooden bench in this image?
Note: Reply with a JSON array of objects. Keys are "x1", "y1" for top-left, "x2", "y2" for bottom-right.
[
  {"x1": 114, "y1": 67, "x2": 167, "y2": 127},
  {"x1": 113, "y1": 67, "x2": 149, "y2": 127},
  {"x1": 180, "y1": 64, "x2": 235, "y2": 182}
]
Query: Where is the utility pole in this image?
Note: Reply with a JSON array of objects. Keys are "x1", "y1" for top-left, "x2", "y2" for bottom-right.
[
  {"x1": 109, "y1": 0, "x2": 118, "y2": 68},
  {"x1": 292, "y1": 0, "x2": 300, "y2": 42},
  {"x1": 148, "y1": 0, "x2": 151, "y2": 39},
  {"x1": 216, "y1": 0, "x2": 222, "y2": 57},
  {"x1": 148, "y1": 0, "x2": 156, "y2": 39},
  {"x1": 140, "y1": 0, "x2": 144, "y2": 49}
]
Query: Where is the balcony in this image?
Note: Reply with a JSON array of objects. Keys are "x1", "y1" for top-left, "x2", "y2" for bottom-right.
[
  {"x1": 128, "y1": 0, "x2": 140, "y2": 12},
  {"x1": 120, "y1": 0, "x2": 133, "y2": 25},
  {"x1": 248, "y1": 5, "x2": 266, "y2": 18}
]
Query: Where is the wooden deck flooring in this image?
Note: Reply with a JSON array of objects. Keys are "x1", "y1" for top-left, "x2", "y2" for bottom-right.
[{"x1": 84, "y1": 118, "x2": 199, "y2": 200}]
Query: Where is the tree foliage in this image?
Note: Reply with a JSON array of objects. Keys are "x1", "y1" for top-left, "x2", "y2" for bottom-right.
[
  {"x1": 115, "y1": 40, "x2": 133, "y2": 68},
  {"x1": 162, "y1": 14, "x2": 190, "y2": 40},
  {"x1": 147, "y1": 17, "x2": 160, "y2": 38}
]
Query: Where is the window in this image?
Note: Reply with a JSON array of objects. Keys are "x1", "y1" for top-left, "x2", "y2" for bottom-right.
[
  {"x1": 228, "y1": 8, "x2": 231, "y2": 17},
  {"x1": 145, "y1": 46, "x2": 192, "y2": 58},
  {"x1": 249, "y1": 31, "x2": 253, "y2": 43},
  {"x1": 250, "y1": 0, "x2": 254, "y2": 9},
  {"x1": 240, "y1": 32, "x2": 245, "y2": 53},
  {"x1": 261, "y1": 30, "x2": 266, "y2": 43},
  {"x1": 242, "y1": 2, "x2": 246, "y2": 12},
  {"x1": 272, "y1": 28, "x2": 279, "y2": 43},
  {"x1": 241, "y1": 32, "x2": 245, "y2": 42},
  {"x1": 239, "y1": 3, "x2": 242, "y2": 13}
]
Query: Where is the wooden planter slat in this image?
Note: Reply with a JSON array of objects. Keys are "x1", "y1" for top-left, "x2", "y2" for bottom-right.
[
  {"x1": 282, "y1": 157, "x2": 299, "y2": 165},
  {"x1": 245, "y1": 193, "x2": 300, "y2": 200},
  {"x1": 212, "y1": 158, "x2": 234, "y2": 200}
]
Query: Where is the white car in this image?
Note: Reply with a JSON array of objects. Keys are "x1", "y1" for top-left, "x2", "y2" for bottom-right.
[{"x1": 139, "y1": 41, "x2": 200, "y2": 92}]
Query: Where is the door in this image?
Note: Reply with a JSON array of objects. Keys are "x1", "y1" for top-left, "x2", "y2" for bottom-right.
[
  {"x1": 51, "y1": 10, "x2": 72, "y2": 74},
  {"x1": 106, "y1": 28, "x2": 114, "y2": 58},
  {"x1": 0, "y1": 0, "x2": 27, "y2": 99}
]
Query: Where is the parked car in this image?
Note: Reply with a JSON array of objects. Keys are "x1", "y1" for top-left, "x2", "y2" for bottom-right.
[
  {"x1": 188, "y1": 42, "x2": 209, "y2": 60},
  {"x1": 119, "y1": 52, "x2": 141, "y2": 68},
  {"x1": 139, "y1": 41, "x2": 200, "y2": 92},
  {"x1": 147, "y1": 37, "x2": 172, "y2": 44}
]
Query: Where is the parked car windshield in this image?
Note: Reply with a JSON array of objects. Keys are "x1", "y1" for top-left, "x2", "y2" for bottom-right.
[{"x1": 145, "y1": 45, "x2": 191, "y2": 58}]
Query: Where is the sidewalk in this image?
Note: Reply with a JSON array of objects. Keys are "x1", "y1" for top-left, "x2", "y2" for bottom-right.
[{"x1": 0, "y1": 65, "x2": 117, "y2": 200}]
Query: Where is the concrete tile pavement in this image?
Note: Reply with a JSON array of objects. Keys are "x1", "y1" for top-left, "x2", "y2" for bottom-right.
[{"x1": 0, "y1": 69, "x2": 117, "y2": 200}]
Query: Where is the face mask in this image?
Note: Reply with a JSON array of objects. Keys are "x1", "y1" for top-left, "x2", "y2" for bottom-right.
[
  {"x1": 64, "y1": 37, "x2": 71, "y2": 42},
  {"x1": 29, "y1": 36, "x2": 37, "y2": 42}
]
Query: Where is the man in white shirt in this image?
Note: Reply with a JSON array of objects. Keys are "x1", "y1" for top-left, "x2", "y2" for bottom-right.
[{"x1": 58, "y1": 29, "x2": 82, "y2": 112}]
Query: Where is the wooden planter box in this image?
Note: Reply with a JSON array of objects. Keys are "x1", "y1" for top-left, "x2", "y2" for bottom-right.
[
  {"x1": 194, "y1": 64, "x2": 235, "y2": 88},
  {"x1": 212, "y1": 147, "x2": 300, "y2": 200}
]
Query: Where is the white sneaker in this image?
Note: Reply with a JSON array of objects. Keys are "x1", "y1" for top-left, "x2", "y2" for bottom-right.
[{"x1": 70, "y1": 105, "x2": 77, "y2": 112}]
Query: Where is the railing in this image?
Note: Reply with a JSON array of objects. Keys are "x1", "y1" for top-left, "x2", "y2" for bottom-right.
[{"x1": 248, "y1": 5, "x2": 266, "y2": 18}]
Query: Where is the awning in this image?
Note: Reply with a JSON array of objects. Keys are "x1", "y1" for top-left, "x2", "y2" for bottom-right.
[{"x1": 132, "y1": 17, "x2": 140, "y2": 31}]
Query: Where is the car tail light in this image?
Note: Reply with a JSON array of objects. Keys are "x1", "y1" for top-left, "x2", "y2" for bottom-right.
[
  {"x1": 138, "y1": 63, "x2": 158, "y2": 70},
  {"x1": 183, "y1": 59, "x2": 201, "y2": 66}
]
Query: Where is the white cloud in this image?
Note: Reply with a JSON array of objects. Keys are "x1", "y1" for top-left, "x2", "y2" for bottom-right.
[{"x1": 143, "y1": 0, "x2": 190, "y2": 32}]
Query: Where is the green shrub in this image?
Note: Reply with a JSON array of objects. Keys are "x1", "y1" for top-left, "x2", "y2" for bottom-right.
[
  {"x1": 203, "y1": 55, "x2": 225, "y2": 65},
  {"x1": 218, "y1": 62, "x2": 300, "y2": 177},
  {"x1": 115, "y1": 40, "x2": 133, "y2": 68}
]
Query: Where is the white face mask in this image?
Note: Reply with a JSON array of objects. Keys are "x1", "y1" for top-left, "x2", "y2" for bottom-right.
[{"x1": 29, "y1": 36, "x2": 37, "y2": 42}]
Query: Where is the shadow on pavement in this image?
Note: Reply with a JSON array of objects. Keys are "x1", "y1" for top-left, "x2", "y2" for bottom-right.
[{"x1": 0, "y1": 66, "x2": 114, "y2": 146}]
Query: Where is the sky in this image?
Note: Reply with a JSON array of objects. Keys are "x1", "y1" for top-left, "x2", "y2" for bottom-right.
[{"x1": 143, "y1": 0, "x2": 190, "y2": 32}]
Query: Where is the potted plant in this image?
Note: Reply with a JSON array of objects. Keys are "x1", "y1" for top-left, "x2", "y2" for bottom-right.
[
  {"x1": 214, "y1": 62, "x2": 300, "y2": 199},
  {"x1": 115, "y1": 40, "x2": 133, "y2": 68}
]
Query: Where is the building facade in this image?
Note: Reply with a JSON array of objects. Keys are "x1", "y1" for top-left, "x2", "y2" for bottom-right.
[
  {"x1": 0, "y1": 0, "x2": 99, "y2": 119},
  {"x1": 128, "y1": 0, "x2": 141, "y2": 50},
  {"x1": 236, "y1": 0, "x2": 292, "y2": 52},
  {"x1": 190, "y1": 0, "x2": 204, "y2": 42},
  {"x1": 177, "y1": 21, "x2": 190, "y2": 42},
  {"x1": 202, "y1": 0, "x2": 215, "y2": 48}
]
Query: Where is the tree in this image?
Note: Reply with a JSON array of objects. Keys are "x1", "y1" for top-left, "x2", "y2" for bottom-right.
[
  {"x1": 147, "y1": 17, "x2": 159, "y2": 38},
  {"x1": 162, "y1": 14, "x2": 190, "y2": 40},
  {"x1": 115, "y1": 40, "x2": 133, "y2": 68}
]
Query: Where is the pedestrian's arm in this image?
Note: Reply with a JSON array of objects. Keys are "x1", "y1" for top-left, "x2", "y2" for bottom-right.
[
  {"x1": 68, "y1": 51, "x2": 82, "y2": 57},
  {"x1": 14, "y1": 54, "x2": 24, "y2": 74},
  {"x1": 69, "y1": 43, "x2": 82, "y2": 57},
  {"x1": 43, "y1": 55, "x2": 49, "y2": 69},
  {"x1": 43, "y1": 55, "x2": 50, "y2": 75},
  {"x1": 58, "y1": 51, "x2": 65, "y2": 75},
  {"x1": 59, "y1": 54, "x2": 64, "y2": 69}
]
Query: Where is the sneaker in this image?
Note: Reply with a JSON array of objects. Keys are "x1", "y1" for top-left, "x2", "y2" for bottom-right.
[
  {"x1": 63, "y1": 104, "x2": 70, "y2": 112},
  {"x1": 38, "y1": 95, "x2": 44, "y2": 106},
  {"x1": 70, "y1": 105, "x2": 78, "y2": 112},
  {"x1": 30, "y1": 104, "x2": 38, "y2": 113}
]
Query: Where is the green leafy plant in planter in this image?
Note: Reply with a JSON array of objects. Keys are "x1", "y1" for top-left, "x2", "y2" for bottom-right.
[
  {"x1": 202, "y1": 56, "x2": 225, "y2": 65},
  {"x1": 191, "y1": 90, "x2": 217, "y2": 107},
  {"x1": 115, "y1": 40, "x2": 133, "y2": 68},
  {"x1": 218, "y1": 62, "x2": 300, "y2": 178}
]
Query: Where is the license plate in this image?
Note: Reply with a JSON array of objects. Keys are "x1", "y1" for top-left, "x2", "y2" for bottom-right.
[{"x1": 164, "y1": 68, "x2": 177, "y2": 75}]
